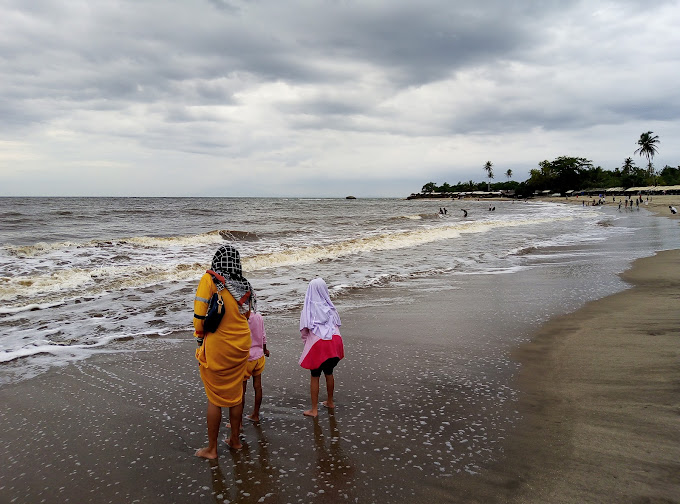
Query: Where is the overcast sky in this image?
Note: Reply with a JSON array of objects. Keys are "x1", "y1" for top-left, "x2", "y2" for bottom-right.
[{"x1": 1, "y1": 0, "x2": 679, "y2": 197}]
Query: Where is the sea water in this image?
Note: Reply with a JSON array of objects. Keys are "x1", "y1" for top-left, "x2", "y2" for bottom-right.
[
  {"x1": 3, "y1": 196, "x2": 680, "y2": 502},
  {"x1": 1, "y1": 196, "x2": 679, "y2": 382}
]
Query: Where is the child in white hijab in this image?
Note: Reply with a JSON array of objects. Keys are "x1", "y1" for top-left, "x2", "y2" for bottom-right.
[{"x1": 299, "y1": 278, "x2": 344, "y2": 417}]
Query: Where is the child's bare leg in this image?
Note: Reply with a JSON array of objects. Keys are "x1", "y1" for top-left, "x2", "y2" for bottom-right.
[
  {"x1": 247, "y1": 374, "x2": 263, "y2": 422},
  {"x1": 226, "y1": 401, "x2": 244, "y2": 450},
  {"x1": 226, "y1": 381, "x2": 247, "y2": 430},
  {"x1": 196, "y1": 401, "x2": 221, "y2": 459},
  {"x1": 303, "y1": 375, "x2": 320, "y2": 417},
  {"x1": 322, "y1": 374, "x2": 335, "y2": 408}
]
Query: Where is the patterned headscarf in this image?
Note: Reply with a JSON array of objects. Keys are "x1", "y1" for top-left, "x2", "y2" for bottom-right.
[
  {"x1": 299, "y1": 278, "x2": 341, "y2": 340},
  {"x1": 210, "y1": 245, "x2": 256, "y2": 314}
]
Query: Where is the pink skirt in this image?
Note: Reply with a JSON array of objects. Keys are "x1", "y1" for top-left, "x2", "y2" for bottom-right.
[{"x1": 299, "y1": 334, "x2": 344, "y2": 370}]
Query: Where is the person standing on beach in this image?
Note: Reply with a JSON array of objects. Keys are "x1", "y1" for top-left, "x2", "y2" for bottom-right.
[
  {"x1": 299, "y1": 278, "x2": 345, "y2": 418},
  {"x1": 242, "y1": 310, "x2": 269, "y2": 422},
  {"x1": 193, "y1": 245, "x2": 256, "y2": 458}
]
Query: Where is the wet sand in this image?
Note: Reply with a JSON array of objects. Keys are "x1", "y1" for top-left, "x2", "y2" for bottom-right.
[
  {"x1": 1, "y1": 250, "x2": 679, "y2": 502},
  {"x1": 434, "y1": 248, "x2": 680, "y2": 503}
]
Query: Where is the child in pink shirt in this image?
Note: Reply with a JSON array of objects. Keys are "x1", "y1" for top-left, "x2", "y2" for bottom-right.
[{"x1": 243, "y1": 311, "x2": 269, "y2": 422}]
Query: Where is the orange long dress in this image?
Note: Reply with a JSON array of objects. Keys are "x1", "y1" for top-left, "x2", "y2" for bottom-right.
[{"x1": 193, "y1": 273, "x2": 251, "y2": 408}]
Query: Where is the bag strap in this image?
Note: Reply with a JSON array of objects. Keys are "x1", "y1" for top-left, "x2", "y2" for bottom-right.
[{"x1": 206, "y1": 270, "x2": 226, "y2": 292}]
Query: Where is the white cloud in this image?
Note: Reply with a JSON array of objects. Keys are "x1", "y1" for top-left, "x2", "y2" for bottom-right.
[{"x1": 0, "y1": 0, "x2": 678, "y2": 196}]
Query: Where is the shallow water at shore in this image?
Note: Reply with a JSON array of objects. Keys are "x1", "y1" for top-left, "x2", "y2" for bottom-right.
[
  {"x1": 1, "y1": 196, "x2": 679, "y2": 502},
  {"x1": 3, "y1": 197, "x2": 680, "y2": 383},
  {"x1": 3, "y1": 246, "x2": 678, "y2": 504}
]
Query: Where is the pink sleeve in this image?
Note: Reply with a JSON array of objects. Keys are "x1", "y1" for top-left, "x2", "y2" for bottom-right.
[{"x1": 261, "y1": 316, "x2": 267, "y2": 345}]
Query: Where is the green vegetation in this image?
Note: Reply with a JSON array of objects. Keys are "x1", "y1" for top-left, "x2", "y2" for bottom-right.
[
  {"x1": 483, "y1": 161, "x2": 494, "y2": 191},
  {"x1": 418, "y1": 131, "x2": 680, "y2": 198},
  {"x1": 634, "y1": 131, "x2": 660, "y2": 180}
]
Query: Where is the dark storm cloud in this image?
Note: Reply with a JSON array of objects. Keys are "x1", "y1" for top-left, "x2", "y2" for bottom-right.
[
  {"x1": 0, "y1": 0, "x2": 639, "y2": 134},
  {"x1": 1, "y1": 0, "x2": 679, "y2": 196},
  {"x1": 0, "y1": 2, "x2": 551, "y2": 95},
  {"x1": 302, "y1": 3, "x2": 543, "y2": 83}
]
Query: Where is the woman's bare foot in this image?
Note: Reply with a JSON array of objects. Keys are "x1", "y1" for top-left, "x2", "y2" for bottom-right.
[
  {"x1": 246, "y1": 413, "x2": 260, "y2": 422},
  {"x1": 225, "y1": 438, "x2": 243, "y2": 450},
  {"x1": 303, "y1": 409, "x2": 318, "y2": 417},
  {"x1": 195, "y1": 446, "x2": 218, "y2": 459},
  {"x1": 321, "y1": 401, "x2": 334, "y2": 408}
]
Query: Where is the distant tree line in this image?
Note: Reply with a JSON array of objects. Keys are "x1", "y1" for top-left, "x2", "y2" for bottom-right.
[
  {"x1": 420, "y1": 132, "x2": 679, "y2": 198},
  {"x1": 422, "y1": 159, "x2": 680, "y2": 198}
]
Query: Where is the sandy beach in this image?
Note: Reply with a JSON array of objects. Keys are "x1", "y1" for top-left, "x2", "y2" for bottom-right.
[
  {"x1": 539, "y1": 193, "x2": 680, "y2": 220},
  {"x1": 1, "y1": 202, "x2": 679, "y2": 503},
  {"x1": 440, "y1": 248, "x2": 680, "y2": 504}
]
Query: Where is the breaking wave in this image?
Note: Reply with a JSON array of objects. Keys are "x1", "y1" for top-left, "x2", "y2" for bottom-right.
[
  {"x1": 1, "y1": 215, "x2": 571, "y2": 307},
  {"x1": 3, "y1": 230, "x2": 258, "y2": 257}
]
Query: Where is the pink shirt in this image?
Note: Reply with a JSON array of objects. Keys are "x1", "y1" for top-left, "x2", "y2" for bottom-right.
[{"x1": 247, "y1": 312, "x2": 267, "y2": 361}]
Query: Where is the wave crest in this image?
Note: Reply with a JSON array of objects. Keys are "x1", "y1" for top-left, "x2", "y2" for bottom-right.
[{"x1": 4, "y1": 229, "x2": 258, "y2": 257}]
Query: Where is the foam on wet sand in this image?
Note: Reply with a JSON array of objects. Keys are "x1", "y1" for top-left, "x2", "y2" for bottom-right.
[{"x1": 0, "y1": 248, "x2": 679, "y2": 502}]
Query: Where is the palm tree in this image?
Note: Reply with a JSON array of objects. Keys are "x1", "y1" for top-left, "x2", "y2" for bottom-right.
[
  {"x1": 484, "y1": 161, "x2": 494, "y2": 191},
  {"x1": 505, "y1": 169, "x2": 513, "y2": 182},
  {"x1": 634, "y1": 131, "x2": 660, "y2": 181},
  {"x1": 621, "y1": 157, "x2": 635, "y2": 176}
]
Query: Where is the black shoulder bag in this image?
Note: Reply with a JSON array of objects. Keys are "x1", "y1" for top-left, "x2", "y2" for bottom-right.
[{"x1": 203, "y1": 290, "x2": 225, "y2": 334}]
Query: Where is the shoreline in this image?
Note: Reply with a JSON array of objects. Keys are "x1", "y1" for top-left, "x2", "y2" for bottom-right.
[
  {"x1": 407, "y1": 193, "x2": 680, "y2": 221},
  {"x1": 506, "y1": 248, "x2": 680, "y2": 502},
  {"x1": 1, "y1": 218, "x2": 679, "y2": 502},
  {"x1": 537, "y1": 193, "x2": 679, "y2": 220},
  {"x1": 419, "y1": 249, "x2": 680, "y2": 503}
]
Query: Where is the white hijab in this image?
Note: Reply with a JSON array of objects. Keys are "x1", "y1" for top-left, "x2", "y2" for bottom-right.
[{"x1": 299, "y1": 278, "x2": 341, "y2": 340}]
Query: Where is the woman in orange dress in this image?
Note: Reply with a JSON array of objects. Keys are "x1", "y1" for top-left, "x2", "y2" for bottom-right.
[{"x1": 193, "y1": 245, "x2": 255, "y2": 458}]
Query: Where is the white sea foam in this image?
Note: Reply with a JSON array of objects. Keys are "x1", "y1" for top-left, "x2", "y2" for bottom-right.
[
  {"x1": 3, "y1": 230, "x2": 228, "y2": 258},
  {"x1": 0, "y1": 214, "x2": 575, "y2": 305},
  {"x1": 0, "y1": 334, "x2": 122, "y2": 363},
  {"x1": 244, "y1": 216, "x2": 570, "y2": 272},
  {"x1": 4, "y1": 241, "x2": 79, "y2": 257},
  {"x1": 0, "y1": 263, "x2": 205, "y2": 304},
  {"x1": 3, "y1": 196, "x2": 678, "y2": 382},
  {"x1": 0, "y1": 301, "x2": 66, "y2": 314}
]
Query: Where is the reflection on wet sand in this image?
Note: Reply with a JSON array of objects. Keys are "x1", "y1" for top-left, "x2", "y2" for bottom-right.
[
  {"x1": 311, "y1": 412, "x2": 356, "y2": 496},
  {"x1": 208, "y1": 424, "x2": 280, "y2": 503},
  {"x1": 203, "y1": 410, "x2": 360, "y2": 503}
]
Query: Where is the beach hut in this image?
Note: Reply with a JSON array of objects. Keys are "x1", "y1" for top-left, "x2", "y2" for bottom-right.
[
  {"x1": 471, "y1": 191, "x2": 493, "y2": 198},
  {"x1": 624, "y1": 185, "x2": 680, "y2": 195}
]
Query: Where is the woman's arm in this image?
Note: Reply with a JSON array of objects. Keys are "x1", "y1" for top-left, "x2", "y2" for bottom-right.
[{"x1": 193, "y1": 274, "x2": 214, "y2": 340}]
